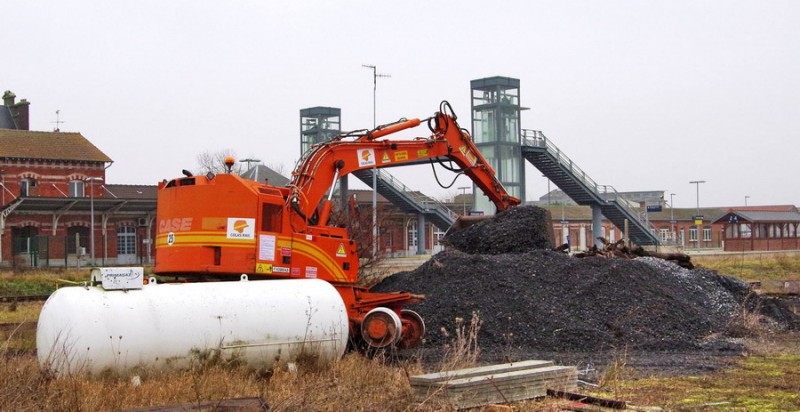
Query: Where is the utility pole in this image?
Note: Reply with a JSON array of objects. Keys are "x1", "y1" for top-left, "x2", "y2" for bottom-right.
[
  {"x1": 362, "y1": 64, "x2": 391, "y2": 258},
  {"x1": 689, "y1": 180, "x2": 705, "y2": 248},
  {"x1": 86, "y1": 177, "x2": 104, "y2": 265},
  {"x1": 689, "y1": 180, "x2": 706, "y2": 218},
  {"x1": 670, "y1": 193, "x2": 676, "y2": 242}
]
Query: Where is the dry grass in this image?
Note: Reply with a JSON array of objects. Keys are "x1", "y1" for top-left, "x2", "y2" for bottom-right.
[
  {"x1": 0, "y1": 269, "x2": 89, "y2": 296},
  {"x1": 2, "y1": 261, "x2": 800, "y2": 410},
  {"x1": 693, "y1": 253, "x2": 800, "y2": 282}
]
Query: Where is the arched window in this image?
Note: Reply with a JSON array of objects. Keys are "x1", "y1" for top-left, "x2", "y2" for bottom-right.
[
  {"x1": 69, "y1": 180, "x2": 85, "y2": 197},
  {"x1": 20, "y1": 178, "x2": 36, "y2": 196},
  {"x1": 67, "y1": 226, "x2": 90, "y2": 254},
  {"x1": 11, "y1": 225, "x2": 39, "y2": 254}
]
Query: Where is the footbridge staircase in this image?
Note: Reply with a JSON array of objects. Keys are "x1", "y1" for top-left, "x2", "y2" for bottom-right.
[
  {"x1": 351, "y1": 169, "x2": 457, "y2": 231},
  {"x1": 520, "y1": 130, "x2": 660, "y2": 246}
]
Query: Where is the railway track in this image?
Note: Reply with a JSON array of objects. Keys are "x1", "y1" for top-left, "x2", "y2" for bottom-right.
[{"x1": 0, "y1": 294, "x2": 50, "y2": 303}]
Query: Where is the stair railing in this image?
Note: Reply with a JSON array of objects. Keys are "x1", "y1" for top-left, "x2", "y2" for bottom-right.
[
  {"x1": 522, "y1": 129, "x2": 658, "y2": 240},
  {"x1": 370, "y1": 169, "x2": 459, "y2": 222}
]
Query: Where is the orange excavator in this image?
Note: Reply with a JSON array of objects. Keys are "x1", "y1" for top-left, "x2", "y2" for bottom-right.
[{"x1": 155, "y1": 101, "x2": 520, "y2": 350}]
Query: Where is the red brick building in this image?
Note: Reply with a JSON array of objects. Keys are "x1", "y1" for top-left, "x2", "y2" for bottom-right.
[
  {"x1": 0, "y1": 91, "x2": 156, "y2": 268},
  {"x1": 714, "y1": 206, "x2": 800, "y2": 252}
]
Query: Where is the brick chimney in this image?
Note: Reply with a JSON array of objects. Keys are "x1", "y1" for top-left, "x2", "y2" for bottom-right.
[
  {"x1": 11, "y1": 99, "x2": 30, "y2": 130},
  {"x1": 2, "y1": 90, "x2": 15, "y2": 106},
  {"x1": 2, "y1": 90, "x2": 30, "y2": 130}
]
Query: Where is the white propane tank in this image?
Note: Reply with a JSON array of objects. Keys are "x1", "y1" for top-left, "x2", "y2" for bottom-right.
[{"x1": 36, "y1": 278, "x2": 349, "y2": 375}]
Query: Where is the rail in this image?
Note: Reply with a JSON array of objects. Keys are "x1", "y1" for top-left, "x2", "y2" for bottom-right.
[
  {"x1": 522, "y1": 129, "x2": 658, "y2": 238},
  {"x1": 0, "y1": 294, "x2": 50, "y2": 303},
  {"x1": 370, "y1": 168, "x2": 459, "y2": 221}
]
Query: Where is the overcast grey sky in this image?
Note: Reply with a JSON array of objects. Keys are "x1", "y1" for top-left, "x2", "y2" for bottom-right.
[{"x1": 4, "y1": 1, "x2": 798, "y2": 208}]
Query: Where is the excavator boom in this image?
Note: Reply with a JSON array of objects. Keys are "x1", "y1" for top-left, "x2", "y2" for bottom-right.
[{"x1": 289, "y1": 102, "x2": 520, "y2": 230}]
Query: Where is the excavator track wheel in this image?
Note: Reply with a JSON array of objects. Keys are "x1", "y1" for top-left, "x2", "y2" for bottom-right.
[
  {"x1": 399, "y1": 309, "x2": 426, "y2": 349},
  {"x1": 361, "y1": 307, "x2": 402, "y2": 349}
]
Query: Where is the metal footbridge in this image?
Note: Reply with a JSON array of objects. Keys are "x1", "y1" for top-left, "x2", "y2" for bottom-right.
[
  {"x1": 349, "y1": 131, "x2": 659, "y2": 246},
  {"x1": 351, "y1": 168, "x2": 457, "y2": 231},
  {"x1": 520, "y1": 130, "x2": 660, "y2": 246}
]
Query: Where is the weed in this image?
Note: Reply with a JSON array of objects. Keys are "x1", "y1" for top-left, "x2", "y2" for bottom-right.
[{"x1": 439, "y1": 311, "x2": 482, "y2": 371}]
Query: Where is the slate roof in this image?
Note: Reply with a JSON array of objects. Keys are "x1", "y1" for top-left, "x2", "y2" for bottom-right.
[
  {"x1": 714, "y1": 210, "x2": 800, "y2": 224},
  {"x1": 103, "y1": 184, "x2": 157, "y2": 199},
  {"x1": 240, "y1": 165, "x2": 290, "y2": 187},
  {"x1": 0, "y1": 129, "x2": 112, "y2": 162}
]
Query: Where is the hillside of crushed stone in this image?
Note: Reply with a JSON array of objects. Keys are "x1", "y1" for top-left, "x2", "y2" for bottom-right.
[
  {"x1": 442, "y1": 206, "x2": 555, "y2": 253},
  {"x1": 374, "y1": 206, "x2": 800, "y2": 354}
]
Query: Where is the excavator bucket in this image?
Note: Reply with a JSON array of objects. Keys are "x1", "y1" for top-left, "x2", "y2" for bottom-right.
[{"x1": 447, "y1": 214, "x2": 491, "y2": 234}]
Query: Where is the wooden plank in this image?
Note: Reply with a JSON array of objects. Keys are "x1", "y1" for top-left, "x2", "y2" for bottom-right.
[
  {"x1": 419, "y1": 365, "x2": 576, "y2": 389},
  {"x1": 410, "y1": 359, "x2": 554, "y2": 384},
  {"x1": 413, "y1": 365, "x2": 577, "y2": 409},
  {"x1": 547, "y1": 389, "x2": 627, "y2": 409}
]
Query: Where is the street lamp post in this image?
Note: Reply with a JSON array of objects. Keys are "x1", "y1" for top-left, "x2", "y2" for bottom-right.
[
  {"x1": 745, "y1": 195, "x2": 750, "y2": 206},
  {"x1": 458, "y1": 186, "x2": 470, "y2": 215},
  {"x1": 689, "y1": 180, "x2": 706, "y2": 218},
  {"x1": 363, "y1": 64, "x2": 390, "y2": 259},
  {"x1": 669, "y1": 193, "x2": 676, "y2": 242},
  {"x1": 239, "y1": 158, "x2": 261, "y2": 170},
  {"x1": 86, "y1": 177, "x2": 103, "y2": 266},
  {"x1": 689, "y1": 180, "x2": 705, "y2": 248}
]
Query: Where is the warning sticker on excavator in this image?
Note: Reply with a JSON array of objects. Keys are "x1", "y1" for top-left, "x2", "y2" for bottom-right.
[
  {"x1": 459, "y1": 146, "x2": 478, "y2": 166},
  {"x1": 381, "y1": 152, "x2": 391, "y2": 164},
  {"x1": 255, "y1": 263, "x2": 272, "y2": 273},
  {"x1": 394, "y1": 151, "x2": 408, "y2": 161},
  {"x1": 336, "y1": 243, "x2": 347, "y2": 257},
  {"x1": 305, "y1": 266, "x2": 318, "y2": 278},
  {"x1": 417, "y1": 149, "x2": 429, "y2": 157},
  {"x1": 358, "y1": 149, "x2": 376, "y2": 167}
]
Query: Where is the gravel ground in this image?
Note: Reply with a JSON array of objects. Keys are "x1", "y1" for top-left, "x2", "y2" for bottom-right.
[{"x1": 373, "y1": 206, "x2": 800, "y2": 376}]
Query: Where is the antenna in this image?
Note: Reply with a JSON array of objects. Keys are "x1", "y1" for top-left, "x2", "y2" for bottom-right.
[
  {"x1": 51, "y1": 110, "x2": 65, "y2": 132},
  {"x1": 361, "y1": 64, "x2": 391, "y2": 259},
  {"x1": 362, "y1": 64, "x2": 391, "y2": 128}
]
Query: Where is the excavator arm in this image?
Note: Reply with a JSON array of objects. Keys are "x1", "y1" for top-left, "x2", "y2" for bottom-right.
[{"x1": 289, "y1": 101, "x2": 520, "y2": 230}]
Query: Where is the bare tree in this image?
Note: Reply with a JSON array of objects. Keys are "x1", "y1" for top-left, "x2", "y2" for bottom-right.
[
  {"x1": 266, "y1": 162, "x2": 289, "y2": 177},
  {"x1": 195, "y1": 149, "x2": 242, "y2": 175}
]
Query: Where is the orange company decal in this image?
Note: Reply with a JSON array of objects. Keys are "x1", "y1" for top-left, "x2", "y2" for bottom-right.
[
  {"x1": 358, "y1": 149, "x2": 376, "y2": 167},
  {"x1": 158, "y1": 217, "x2": 193, "y2": 233},
  {"x1": 226, "y1": 218, "x2": 255, "y2": 240},
  {"x1": 394, "y1": 151, "x2": 408, "y2": 161}
]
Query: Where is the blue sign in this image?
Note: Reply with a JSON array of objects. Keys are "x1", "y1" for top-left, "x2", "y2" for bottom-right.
[{"x1": 646, "y1": 205, "x2": 662, "y2": 212}]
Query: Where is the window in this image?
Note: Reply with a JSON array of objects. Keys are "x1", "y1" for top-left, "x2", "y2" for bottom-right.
[
  {"x1": 499, "y1": 146, "x2": 520, "y2": 182},
  {"x1": 69, "y1": 180, "x2": 85, "y2": 197},
  {"x1": 67, "y1": 226, "x2": 90, "y2": 253},
  {"x1": 261, "y1": 203, "x2": 283, "y2": 232},
  {"x1": 20, "y1": 179, "x2": 35, "y2": 196},
  {"x1": 689, "y1": 227, "x2": 699, "y2": 242},
  {"x1": 703, "y1": 227, "x2": 712, "y2": 242},
  {"x1": 117, "y1": 226, "x2": 136, "y2": 255},
  {"x1": 408, "y1": 223, "x2": 417, "y2": 248},
  {"x1": 472, "y1": 110, "x2": 495, "y2": 143},
  {"x1": 11, "y1": 226, "x2": 38, "y2": 254},
  {"x1": 659, "y1": 229, "x2": 670, "y2": 241},
  {"x1": 434, "y1": 228, "x2": 445, "y2": 246}
]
